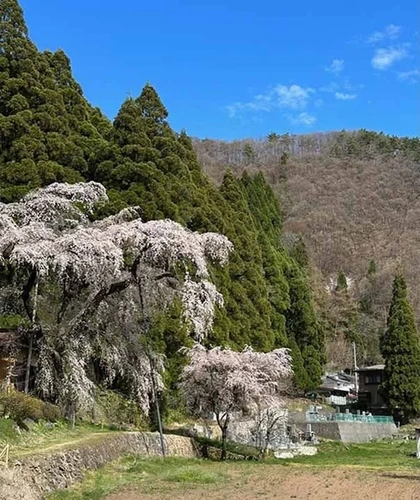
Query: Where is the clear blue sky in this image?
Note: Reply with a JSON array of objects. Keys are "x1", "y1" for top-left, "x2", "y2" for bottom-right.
[{"x1": 21, "y1": 0, "x2": 419, "y2": 140}]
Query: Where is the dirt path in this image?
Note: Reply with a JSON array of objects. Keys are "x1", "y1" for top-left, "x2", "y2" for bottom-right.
[
  {"x1": 11, "y1": 431, "x2": 118, "y2": 458},
  {"x1": 106, "y1": 467, "x2": 420, "y2": 500}
]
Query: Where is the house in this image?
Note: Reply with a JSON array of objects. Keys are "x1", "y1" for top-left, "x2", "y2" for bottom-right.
[
  {"x1": 356, "y1": 364, "x2": 386, "y2": 409},
  {"x1": 315, "y1": 372, "x2": 357, "y2": 406}
]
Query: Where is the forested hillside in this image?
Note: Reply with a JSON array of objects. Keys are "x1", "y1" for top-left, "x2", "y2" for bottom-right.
[
  {"x1": 0, "y1": 0, "x2": 325, "y2": 422},
  {"x1": 195, "y1": 132, "x2": 420, "y2": 366}
]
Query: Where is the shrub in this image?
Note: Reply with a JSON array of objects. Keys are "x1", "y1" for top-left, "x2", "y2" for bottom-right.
[
  {"x1": 42, "y1": 402, "x2": 61, "y2": 422},
  {"x1": 0, "y1": 392, "x2": 43, "y2": 423},
  {"x1": 94, "y1": 390, "x2": 147, "y2": 429},
  {"x1": 0, "y1": 314, "x2": 28, "y2": 329},
  {"x1": 0, "y1": 417, "x2": 18, "y2": 443},
  {"x1": 0, "y1": 392, "x2": 61, "y2": 424}
]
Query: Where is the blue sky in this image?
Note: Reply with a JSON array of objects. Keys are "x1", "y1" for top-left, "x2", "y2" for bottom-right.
[{"x1": 21, "y1": 0, "x2": 419, "y2": 140}]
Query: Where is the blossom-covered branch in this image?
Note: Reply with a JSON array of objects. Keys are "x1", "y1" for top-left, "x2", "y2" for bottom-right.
[
  {"x1": 180, "y1": 344, "x2": 293, "y2": 459},
  {"x1": 0, "y1": 182, "x2": 233, "y2": 418}
]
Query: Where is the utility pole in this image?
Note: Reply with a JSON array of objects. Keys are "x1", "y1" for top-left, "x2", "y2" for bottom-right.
[
  {"x1": 352, "y1": 341, "x2": 359, "y2": 396},
  {"x1": 137, "y1": 272, "x2": 166, "y2": 457}
]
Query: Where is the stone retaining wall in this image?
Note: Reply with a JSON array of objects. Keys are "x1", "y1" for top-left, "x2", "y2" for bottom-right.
[
  {"x1": 295, "y1": 421, "x2": 397, "y2": 443},
  {"x1": 0, "y1": 432, "x2": 198, "y2": 500}
]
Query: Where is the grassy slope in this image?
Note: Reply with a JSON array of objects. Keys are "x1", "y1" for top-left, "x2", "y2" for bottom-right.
[{"x1": 0, "y1": 420, "x2": 119, "y2": 459}]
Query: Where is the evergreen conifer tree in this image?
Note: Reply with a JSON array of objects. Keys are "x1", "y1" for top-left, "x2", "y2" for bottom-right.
[
  {"x1": 380, "y1": 273, "x2": 420, "y2": 419},
  {"x1": 368, "y1": 259, "x2": 377, "y2": 276},
  {"x1": 0, "y1": 0, "x2": 110, "y2": 201},
  {"x1": 290, "y1": 236, "x2": 309, "y2": 269},
  {"x1": 285, "y1": 264, "x2": 325, "y2": 389},
  {"x1": 336, "y1": 271, "x2": 348, "y2": 291}
]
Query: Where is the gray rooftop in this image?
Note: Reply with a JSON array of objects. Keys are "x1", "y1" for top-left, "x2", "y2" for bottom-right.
[{"x1": 356, "y1": 364, "x2": 385, "y2": 371}]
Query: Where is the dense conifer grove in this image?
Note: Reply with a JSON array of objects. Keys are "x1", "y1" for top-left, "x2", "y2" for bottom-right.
[{"x1": 0, "y1": 0, "x2": 325, "y2": 416}]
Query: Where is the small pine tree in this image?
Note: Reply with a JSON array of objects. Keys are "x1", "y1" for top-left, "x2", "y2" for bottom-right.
[
  {"x1": 336, "y1": 271, "x2": 348, "y2": 291},
  {"x1": 280, "y1": 152, "x2": 288, "y2": 165},
  {"x1": 243, "y1": 143, "x2": 255, "y2": 164},
  {"x1": 367, "y1": 259, "x2": 377, "y2": 276},
  {"x1": 380, "y1": 273, "x2": 420, "y2": 419}
]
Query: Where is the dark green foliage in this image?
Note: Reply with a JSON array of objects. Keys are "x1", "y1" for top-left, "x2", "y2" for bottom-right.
[
  {"x1": 0, "y1": 0, "x2": 110, "y2": 201},
  {"x1": 336, "y1": 271, "x2": 348, "y2": 291},
  {"x1": 289, "y1": 236, "x2": 309, "y2": 269},
  {"x1": 95, "y1": 390, "x2": 147, "y2": 429},
  {"x1": 0, "y1": 313, "x2": 26, "y2": 328},
  {"x1": 149, "y1": 299, "x2": 191, "y2": 414},
  {"x1": 367, "y1": 259, "x2": 376, "y2": 276},
  {"x1": 301, "y1": 345, "x2": 323, "y2": 391},
  {"x1": 288, "y1": 338, "x2": 310, "y2": 391},
  {"x1": 380, "y1": 274, "x2": 420, "y2": 418},
  {"x1": 285, "y1": 263, "x2": 325, "y2": 389},
  {"x1": 328, "y1": 129, "x2": 420, "y2": 162},
  {"x1": 215, "y1": 171, "x2": 273, "y2": 350},
  {"x1": 280, "y1": 152, "x2": 288, "y2": 165},
  {"x1": 267, "y1": 132, "x2": 280, "y2": 143},
  {"x1": 243, "y1": 143, "x2": 255, "y2": 164},
  {"x1": 0, "y1": 1, "x2": 327, "y2": 401},
  {"x1": 240, "y1": 172, "x2": 290, "y2": 347}
]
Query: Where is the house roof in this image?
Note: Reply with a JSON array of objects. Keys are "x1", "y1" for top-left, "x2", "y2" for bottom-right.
[
  {"x1": 318, "y1": 385, "x2": 350, "y2": 394},
  {"x1": 356, "y1": 364, "x2": 385, "y2": 372},
  {"x1": 319, "y1": 372, "x2": 355, "y2": 393}
]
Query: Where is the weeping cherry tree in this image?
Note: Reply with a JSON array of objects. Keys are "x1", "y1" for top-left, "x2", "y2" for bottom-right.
[{"x1": 0, "y1": 182, "x2": 233, "y2": 424}]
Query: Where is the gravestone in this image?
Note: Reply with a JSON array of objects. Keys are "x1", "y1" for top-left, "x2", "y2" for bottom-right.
[{"x1": 416, "y1": 428, "x2": 420, "y2": 458}]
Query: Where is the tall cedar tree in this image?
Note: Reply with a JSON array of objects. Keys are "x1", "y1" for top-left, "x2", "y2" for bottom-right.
[
  {"x1": 241, "y1": 172, "x2": 290, "y2": 346},
  {"x1": 285, "y1": 264, "x2": 325, "y2": 390},
  {"x1": 0, "y1": 0, "x2": 110, "y2": 202},
  {"x1": 380, "y1": 274, "x2": 420, "y2": 418}
]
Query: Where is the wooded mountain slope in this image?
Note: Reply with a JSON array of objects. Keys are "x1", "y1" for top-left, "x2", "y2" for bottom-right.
[
  {"x1": 194, "y1": 133, "x2": 420, "y2": 368},
  {"x1": 195, "y1": 133, "x2": 420, "y2": 316}
]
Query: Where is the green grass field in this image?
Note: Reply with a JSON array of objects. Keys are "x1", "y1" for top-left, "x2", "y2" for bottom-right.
[{"x1": 47, "y1": 440, "x2": 420, "y2": 500}]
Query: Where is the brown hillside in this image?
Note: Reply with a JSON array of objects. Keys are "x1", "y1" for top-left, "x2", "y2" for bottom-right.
[{"x1": 194, "y1": 132, "x2": 420, "y2": 364}]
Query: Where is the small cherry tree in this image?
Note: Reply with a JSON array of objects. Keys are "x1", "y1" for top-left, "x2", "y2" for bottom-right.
[
  {"x1": 251, "y1": 404, "x2": 289, "y2": 457},
  {"x1": 0, "y1": 182, "x2": 233, "y2": 423},
  {"x1": 180, "y1": 344, "x2": 293, "y2": 459}
]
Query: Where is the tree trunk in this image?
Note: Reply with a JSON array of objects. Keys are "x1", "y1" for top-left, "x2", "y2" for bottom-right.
[
  {"x1": 68, "y1": 404, "x2": 76, "y2": 430},
  {"x1": 136, "y1": 270, "x2": 166, "y2": 457},
  {"x1": 24, "y1": 333, "x2": 33, "y2": 394},
  {"x1": 220, "y1": 414, "x2": 230, "y2": 460},
  {"x1": 221, "y1": 425, "x2": 228, "y2": 460},
  {"x1": 24, "y1": 277, "x2": 38, "y2": 394}
]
